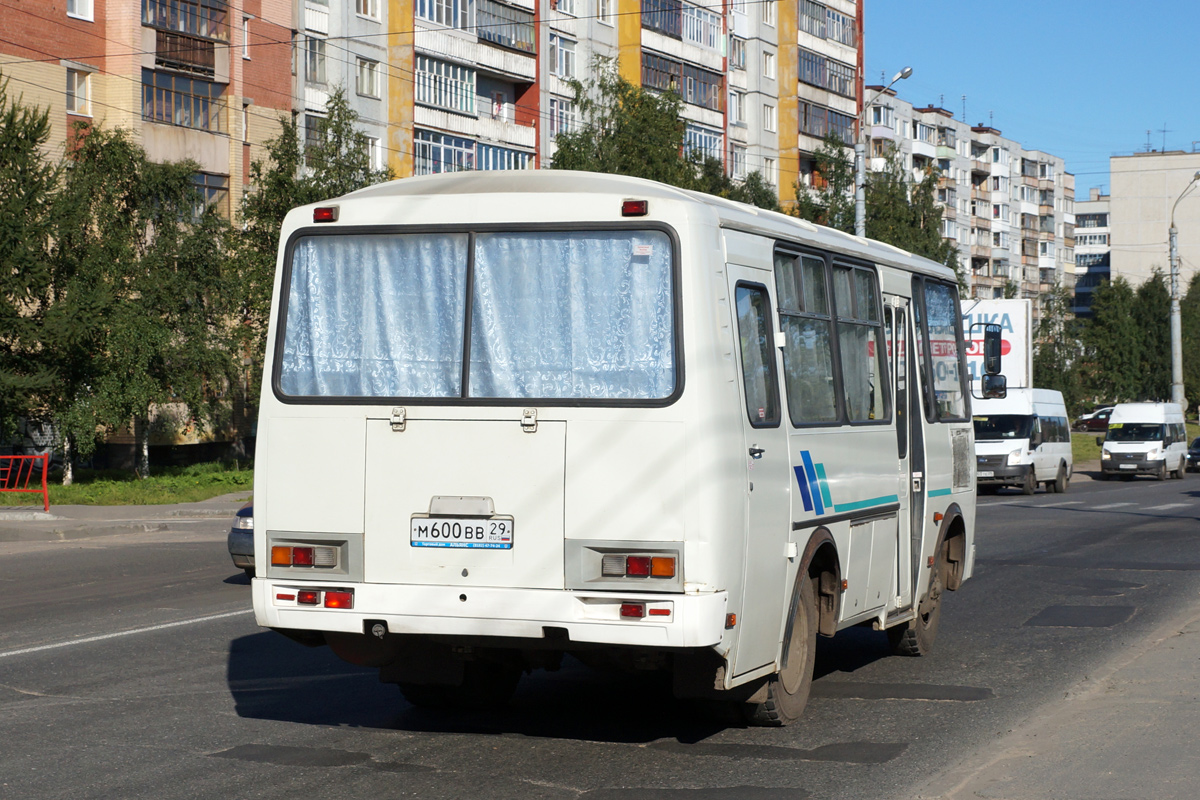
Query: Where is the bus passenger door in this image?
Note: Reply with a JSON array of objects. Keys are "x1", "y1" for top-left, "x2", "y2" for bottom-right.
[
  {"x1": 888, "y1": 298, "x2": 921, "y2": 610},
  {"x1": 728, "y1": 271, "x2": 791, "y2": 676}
]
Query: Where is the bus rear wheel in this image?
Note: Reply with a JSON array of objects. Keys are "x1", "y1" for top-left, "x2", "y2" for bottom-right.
[
  {"x1": 743, "y1": 577, "x2": 817, "y2": 727},
  {"x1": 889, "y1": 543, "x2": 946, "y2": 657},
  {"x1": 1053, "y1": 464, "x2": 1068, "y2": 493}
]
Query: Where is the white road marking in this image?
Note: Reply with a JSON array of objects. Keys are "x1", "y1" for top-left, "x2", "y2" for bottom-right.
[
  {"x1": 1092, "y1": 502, "x2": 1136, "y2": 510},
  {"x1": 1141, "y1": 503, "x2": 1193, "y2": 512},
  {"x1": 0, "y1": 609, "x2": 253, "y2": 660},
  {"x1": 1037, "y1": 501, "x2": 1084, "y2": 507}
]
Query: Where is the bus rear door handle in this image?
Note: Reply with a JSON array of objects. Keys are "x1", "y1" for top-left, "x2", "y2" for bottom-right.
[{"x1": 749, "y1": 447, "x2": 765, "y2": 459}]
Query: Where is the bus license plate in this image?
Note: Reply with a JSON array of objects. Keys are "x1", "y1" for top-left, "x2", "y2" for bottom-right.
[
  {"x1": 411, "y1": 517, "x2": 513, "y2": 549},
  {"x1": 1119, "y1": 463, "x2": 1137, "y2": 470},
  {"x1": 977, "y1": 471, "x2": 994, "y2": 478}
]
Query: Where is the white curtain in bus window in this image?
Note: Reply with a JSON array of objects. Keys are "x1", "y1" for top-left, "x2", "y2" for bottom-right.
[
  {"x1": 775, "y1": 253, "x2": 837, "y2": 423},
  {"x1": 279, "y1": 234, "x2": 469, "y2": 397},
  {"x1": 922, "y1": 281, "x2": 966, "y2": 418},
  {"x1": 833, "y1": 266, "x2": 888, "y2": 422},
  {"x1": 734, "y1": 285, "x2": 780, "y2": 426},
  {"x1": 468, "y1": 231, "x2": 675, "y2": 399}
]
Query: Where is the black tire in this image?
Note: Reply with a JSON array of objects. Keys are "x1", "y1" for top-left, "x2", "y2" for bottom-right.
[
  {"x1": 889, "y1": 541, "x2": 947, "y2": 657},
  {"x1": 1173, "y1": 458, "x2": 1185, "y2": 479},
  {"x1": 743, "y1": 577, "x2": 817, "y2": 727},
  {"x1": 1054, "y1": 464, "x2": 1068, "y2": 494},
  {"x1": 1156, "y1": 460, "x2": 1168, "y2": 481},
  {"x1": 1021, "y1": 469, "x2": 1037, "y2": 495},
  {"x1": 400, "y1": 660, "x2": 521, "y2": 711}
]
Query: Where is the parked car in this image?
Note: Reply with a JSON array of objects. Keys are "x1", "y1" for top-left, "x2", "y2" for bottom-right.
[
  {"x1": 1188, "y1": 437, "x2": 1200, "y2": 472},
  {"x1": 227, "y1": 501, "x2": 254, "y2": 578},
  {"x1": 1074, "y1": 406, "x2": 1114, "y2": 432}
]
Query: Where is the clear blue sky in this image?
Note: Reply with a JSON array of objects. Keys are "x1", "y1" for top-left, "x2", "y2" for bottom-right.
[{"x1": 863, "y1": 0, "x2": 1200, "y2": 196}]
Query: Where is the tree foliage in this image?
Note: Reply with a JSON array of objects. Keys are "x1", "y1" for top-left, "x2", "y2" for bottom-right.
[
  {"x1": 1132, "y1": 270, "x2": 1170, "y2": 400},
  {"x1": 1032, "y1": 285, "x2": 1084, "y2": 411},
  {"x1": 1080, "y1": 276, "x2": 1142, "y2": 403},
  {"x1": 1182, "y1": 272, "x2": 1200, "y2": 412},
  {"x1": 792, "y1": 132, "x2": 854, "y2": 232},
  {"x1": 550, "y1": 59, "x2": 779, "y2": 210}
]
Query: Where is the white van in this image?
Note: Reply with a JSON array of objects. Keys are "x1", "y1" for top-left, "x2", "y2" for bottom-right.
[
  {"x1": 251, "y1": 171, "x2": 985, "y2": 725},
  {"x1": 1100, "y1": 402, "x2": 1188, "y2": 480},
  {"x1": 973, "y1": 388, "x2": 1072, "y2": 494}
]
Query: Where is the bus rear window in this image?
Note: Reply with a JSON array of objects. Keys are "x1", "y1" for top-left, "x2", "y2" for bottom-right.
[{"x1": 278, "y1": 229, "x2": 676, "y2": 402}]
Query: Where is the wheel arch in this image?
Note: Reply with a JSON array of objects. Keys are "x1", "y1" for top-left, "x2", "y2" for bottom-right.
[{"x1": 936, "y1": 502, "x2": 968, "y2": 592}]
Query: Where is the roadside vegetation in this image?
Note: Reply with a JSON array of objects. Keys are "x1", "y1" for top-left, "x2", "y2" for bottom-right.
[{"x1": 3, "y1": 461, "x2": 252, "y2": 506}]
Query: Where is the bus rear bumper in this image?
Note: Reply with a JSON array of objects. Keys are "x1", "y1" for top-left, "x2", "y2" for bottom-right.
[{"x1": 253, "y1": 580, "x2": 729, "y2": 650}]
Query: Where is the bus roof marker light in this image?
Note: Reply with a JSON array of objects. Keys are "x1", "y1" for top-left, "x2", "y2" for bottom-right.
[
  {"x1": 621, "y1": 199, "x2": 648, "y2": 217},
  {"x1": 313, "y1": 206, "x2": 338, "y2": 223}
]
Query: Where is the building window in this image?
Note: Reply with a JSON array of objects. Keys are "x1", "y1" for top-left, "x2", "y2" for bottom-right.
[
  {"x1": 556, "y1": 0, "x2": 576, "y2": 15},
  {"x1": 799, "y1": 0, "x2": 824, "y2": 37},
  {"x1": 596, "y1": 0, "x2": 612, "y2": 24},
  {"x1": 762, "y1": 103, "x2": 776, "y2": 133},
  {"x1": 682, "y1": 2, "x2": 720, "y2": 50},
  {"x1": 798, "y1": 47, "x2": 855, "y2": 99},
  {"x1": 305, "y1": 36, "x2": 326, "y2": 85},
  {"x1": 357, "y1": 0, "x2": 380, "y2": 19},
  {"x1": 356, "y1": 58, "x2": 380, "y2": 98},
  {"x1": 826, "y1": 7, "x2": 855, "y2": 46},
  {"x1": 729, "y1": 36, "x2": 746, "y2": 70},
  {"x1": 762, "y1": 0, "x2": 775, "y2": 26},
  {"x1": 476, "y1": 0, "x2": 536, "y2": 53},
  {"x1": 144, "y1": 0, "x2": 229, "y2": 40},
  {"x1": 728, "y1": 89, "x2": 745, "y2": 126},
  {"x1": 416, "y1": 0, "x2": 469, "y2": 29},
  {"x1": 870, "y1": 105, "x2": 893, "y2": 127},
  {"x1": 414, "y1": 129, "x2": 475, "y2": 175},
  {"x1": 192, "y1": 172, "x2": 228, "y2": 215},
  {"x1": 415, "y1": 56, "x2": 475, "y2": 114},
  {"x1": 477, "y1": 143, "x2": 532, "y2": 170},
  {"x1": 764, "y1": 157, "x2": 777, "y2": 186},
  {"x1": 762, "y1": 50, "x2": 775, "y2": 80},
  {"x1": 730, "y1": 144, "x2": 747, "y2": 180},
  {"x1": 242, "y1": 18, "x2": 251, "y2": 59},
  {"x1": 303, "y1": 113, "x2": 325, "y2": 165},
  {"x1": 67, "y1": 0, "x2": 93, "y2": 19},
  {"x1": 142, "y1": 69, "x2": 225, "y2": 132},
  {"x1": 684, "y1": 123, "x2": 722, "y2": 161},
  {"x1": 549, "y1": 96, "x2": 576, "y2": 137},
  {"x1": 365, "y1": 136, "x2": 382, "y2": 170},
  {"x1": 549, "y1": 34, "x2": 576, "y2": 79},
  {"x1": 66, "y1": 69, "x2": 91, "y2": 115},
  {"x1": 641, "y1": 0, "x2": 682, "y2": 38}
]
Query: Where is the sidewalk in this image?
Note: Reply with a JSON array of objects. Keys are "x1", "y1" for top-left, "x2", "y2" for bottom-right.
[
  {"x1": 916, "y1": 602, "x2": 1200, "y2": 800},
  {"x1": 0, "y1": 491, "x2": 248, "y2": 542}
]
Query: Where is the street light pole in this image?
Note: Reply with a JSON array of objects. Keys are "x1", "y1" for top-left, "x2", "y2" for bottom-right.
[
  {"x1": 855, "y1": 66, "x2": 911, "y2": 238},
  {"x1": 1168, "y1": 170, "x2": 1200, "y2": 411}
]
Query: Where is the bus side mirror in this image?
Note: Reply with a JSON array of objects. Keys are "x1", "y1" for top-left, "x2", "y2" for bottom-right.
[
  {"x1": 981, "y1": 373, "x2": 1006, "y2": 399},
  {"x1": 982, "y1": 323, "x2": 1002, "y2": 375},
  {"x1": 1096, "y1": 435, "x2": 1105, "y2": 446}
]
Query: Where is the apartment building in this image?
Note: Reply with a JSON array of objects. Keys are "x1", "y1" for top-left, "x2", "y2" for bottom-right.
[
  {"x1": 858, "y1": 87, "x2": 1074, "y2": 315},
  {"x1": 1108, "y1": 151, "x2": 1200, "y2": 290},
  {"x1": 0, "y1": 0, "x2": 293, "y2": 214},
  {"x1": 1072, "y1": 187, "x2": 1111, "y2": 317}
]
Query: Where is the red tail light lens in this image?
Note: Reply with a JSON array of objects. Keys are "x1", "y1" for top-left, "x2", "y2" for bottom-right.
[
  {"x1": 620, "y1": 603, "x2": 645, "y2": 618},
  {"x1": 313, "y1": 206, "x2": 338, "y2": 222},
  {"x1": 626, "y1": 556, "x2": 651, "y2": 576},
  {"x1": 621, "y1": 200, "x2": 648, "y2": 217},
  {"x1": 291, "y1": 546, "x2": 315, "y2": 566},
  {"x1": 297, "y1": 590, "x2": 320, "y2": 605},
  {"x1": 324, "y1": 591, "x2": 353, "y2": 609}
]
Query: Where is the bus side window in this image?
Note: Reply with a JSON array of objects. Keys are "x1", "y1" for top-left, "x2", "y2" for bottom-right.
[
  {"x1": 886, "y1": 306, "x2": 907, "y2": 458},
  {"x1": 832, "y1": 264, "x2": 889, "y2": 424},
  {"x1": 734, "y1": 283, "x2": 781, "y2": 427},
  {"x1": 774, "y1": 251, "x2": 838, "y2": 425}
]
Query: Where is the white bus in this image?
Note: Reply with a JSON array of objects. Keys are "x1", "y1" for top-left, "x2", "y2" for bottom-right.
[{"x1": 252, "y1": 171, "x2": 987, "y2": 725}]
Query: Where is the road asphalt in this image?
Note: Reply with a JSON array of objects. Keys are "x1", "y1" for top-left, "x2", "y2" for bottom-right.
[{"x1": 4, "y1": 463, "x2": 1199, "y2": 799}]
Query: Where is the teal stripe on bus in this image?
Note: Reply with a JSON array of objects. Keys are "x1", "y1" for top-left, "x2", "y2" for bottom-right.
[
  {"x1": 928, "y1": 488, "x2": 953, "y2": 497},
  {"x1": 815, "y1": 463, "x2": 833, "y2": 509},
  {"x1": 832, "y1": 494, "x2": 901, "y2": 513}
]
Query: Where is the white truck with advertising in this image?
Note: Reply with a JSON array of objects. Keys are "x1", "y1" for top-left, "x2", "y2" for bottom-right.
[
  {"x1": 250, "y1": 171, "x2": 1002, "y2": 725},
  {"x1": 1100, "y1": 402, "x2": 1188, "y2": 480},
  {"x1": 973, "y1": 388, "x2": 1072, "y2": 495}
]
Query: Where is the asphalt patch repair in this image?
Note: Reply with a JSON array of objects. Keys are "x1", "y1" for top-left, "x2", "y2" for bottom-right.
[{"x1": 1024, "y1": 605, "x2": 1136, "y2": 628}]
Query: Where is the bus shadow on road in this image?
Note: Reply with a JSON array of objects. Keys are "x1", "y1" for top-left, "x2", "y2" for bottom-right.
[{"x1": 228, "y1": 632, "x2": 736, "y2": 743}]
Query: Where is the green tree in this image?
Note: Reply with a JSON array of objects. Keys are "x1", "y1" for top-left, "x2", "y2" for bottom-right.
[
  {"x1": 233, "y1": 88, "x2": 392, "y2": 416},
  {"x1": 1182, "y1": 272, "x2": 1200, "y2": 412},
  {"x1": 1032, "y1": 285, "x2": 1084, "y2": 412},
  {"x1": 1133, "y1": 270, "x2": 1170, "y2": 400},
  {"x1": 0, "y1": 76, "x2": 60, "y2": 446},
  {"x1": 792, "y1": 132, "x2": 854, "y2": 233},
  {"x1": 551, "y1": 59, "x2": 779, "y2": 210},
  {"x1": 1080, "y1": 277, "x2": 1141, "y2": 403},
  {"x1": 47, "y1": 125, "x2": 236, "y2": 480}
]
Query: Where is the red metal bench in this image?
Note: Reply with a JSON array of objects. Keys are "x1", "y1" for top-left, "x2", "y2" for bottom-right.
[{"x1": 0, "y1": 454, "x2": 49, "y2": 512}]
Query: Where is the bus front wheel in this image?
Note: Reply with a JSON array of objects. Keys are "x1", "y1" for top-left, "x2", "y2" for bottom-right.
[
  {"x1": 743, "y1": 577, "x2": 817, "y2": 727},
  {"x1": 889, "y1": 543, "x2": 946, "y2": 657}
]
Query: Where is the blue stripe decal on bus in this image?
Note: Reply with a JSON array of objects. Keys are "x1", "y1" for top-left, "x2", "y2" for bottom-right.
[
  {"x1": 928, "y1": 488, "x2": 953, "y2": 497},
  {"x1": 800, "y1": 451, "x2": 825, "y2": 515},
  {"x1": 794, "y1": 466, "x2": 814, "y2": 512},
  {"x1": 815, "y1": 463, "x2": 833, "y2": 509},
  {"x1": 833, "y1": 494, "x2": 901, "y2": 513}
]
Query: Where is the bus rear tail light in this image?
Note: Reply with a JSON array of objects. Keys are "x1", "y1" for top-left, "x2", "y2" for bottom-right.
[
  {"x1": 620, "y1": 603, "x2": 645, "y2": 618},
  {"x1": 271, "y1": 545, "x2": 338, "y2": 568},
  {"x1": 324, "y1": 591, "x2": 354, "y2": 609},
  {"x1": 297, "y1": 590, "x2": 320, "y2": 605},
  {"x1": 600, "y1": 553, "x2": 678, "y2": 579}
]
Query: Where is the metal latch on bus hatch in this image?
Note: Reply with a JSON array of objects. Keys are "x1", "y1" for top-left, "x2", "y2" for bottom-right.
[
  {"x1": 390, "y1": 407, "x2": 406, "y2": 432},
  {"x1": 522, "y1": 408, "x2": 538, "y2": 433}
]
